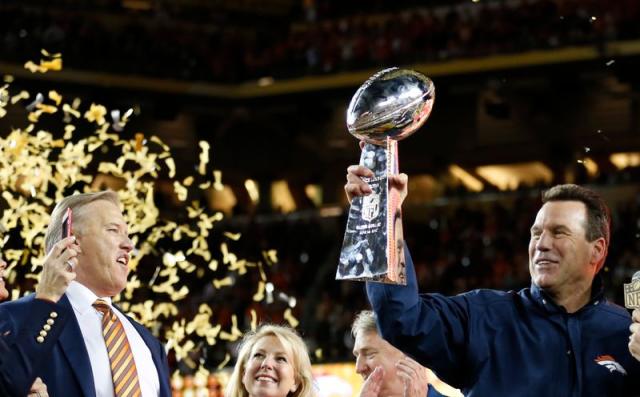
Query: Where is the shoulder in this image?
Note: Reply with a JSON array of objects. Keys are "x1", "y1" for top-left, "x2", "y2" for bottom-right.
[
  {"x1": 447, "y1": 289, "x2": 527, "y2": 322},
  {"x1": 1, "y1": 295, "x2": 71, "y2": 325},
  {"x1": 0, "y1": 294, "x2": 36, "y2": 307},
  {"x1": 0, "y1": 294, "x2": 37, "y2": 316},
  {"x1": 456, "y1": 288, "x2": 516, "y2": 306},
  {"x1": 595, "y1": 300, "x2": 632, "y2": 324}
]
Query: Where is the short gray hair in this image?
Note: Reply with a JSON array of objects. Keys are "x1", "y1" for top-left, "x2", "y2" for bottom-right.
[
  {"x1": 351, "y1": 310, "x2": 378, "y2": 338},
  {"x1": 44, "y1": 190, "x2": 120, "y2": 253}
]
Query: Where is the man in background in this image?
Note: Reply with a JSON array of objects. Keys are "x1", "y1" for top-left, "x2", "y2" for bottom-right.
[{"x1": 352, "y1": 310, "x2": 460, "y2": 397}]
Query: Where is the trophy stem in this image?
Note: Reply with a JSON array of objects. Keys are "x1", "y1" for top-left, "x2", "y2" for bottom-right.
[{"x1": 336, "y1": 138, "x2": 406, "y2": 284}]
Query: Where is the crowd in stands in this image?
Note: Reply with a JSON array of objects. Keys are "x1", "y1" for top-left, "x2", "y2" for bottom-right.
[{"x1": 1, "y1": 0, "x2": 639, "y2": 83}]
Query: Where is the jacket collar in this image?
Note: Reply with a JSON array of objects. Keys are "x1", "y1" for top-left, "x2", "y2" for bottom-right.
[{"x1": 529, "y1": 274, "x2": 605, "y2": 314}]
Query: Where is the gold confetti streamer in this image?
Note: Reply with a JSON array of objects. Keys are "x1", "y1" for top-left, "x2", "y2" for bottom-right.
[
  {"x1": 198, "y1": 141, "x2": 210, "y2": 175},
  {"x1": 217, "y1": 353, "x2": 231, "y2": 370},
  {"x1": 84, "y1": 103, "x2": 107, "y2": 125},
  {"x1": 224, "y1": 232, "x2": 241, "y2": 241},
  {"x1": 253, "y1": 281, "x2": 265, "y2": 302},
  {"x1": 0, "y1": 52, "x2": 300, "y2": 379},
  {"x1": 10, "y1": 90, "x2": 29, "y2": 105},
  {"x1": 284, "y1": 308, "x2": 299, "y2": 328},
  {"x1": 48, "y1": 91, "x2": 62, "y2": 106},
  {"x1": 212, "y1": 276, "x2": 233, "y2": 289},
  {"x1": 250, "y1": 309, "x2": 258, "y2": 331},
  {"x1": 213, "y1": 170, "x2": 224, "y2": 191},
  {"x1": 263, "y1": 249, "x2": 278, "y2": 266},
  {"x1": 219, "y1": 315, "x2": 243, "y2": 342}
]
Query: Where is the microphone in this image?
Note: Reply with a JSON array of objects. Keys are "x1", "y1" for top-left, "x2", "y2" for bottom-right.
[{"x1": 624, "y1": 271, "x2": 640, "y2": 309}]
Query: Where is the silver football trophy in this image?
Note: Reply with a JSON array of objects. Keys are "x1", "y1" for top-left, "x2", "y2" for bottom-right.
[{"x1": 337, "y1": 67, "x2": 435, "y2": 284}]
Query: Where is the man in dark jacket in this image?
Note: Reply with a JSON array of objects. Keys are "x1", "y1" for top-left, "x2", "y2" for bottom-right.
[{"x1": 345, "y1": 164, "x2": 640, "y2": 396}]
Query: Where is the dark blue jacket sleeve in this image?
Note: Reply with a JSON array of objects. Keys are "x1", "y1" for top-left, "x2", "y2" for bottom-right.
[
  {"x1": 0, "y1": 299, "x2": 71, "y2": 397},
  {"x1": 366, "y1": 248, "x2": 471, "y2": 387}
]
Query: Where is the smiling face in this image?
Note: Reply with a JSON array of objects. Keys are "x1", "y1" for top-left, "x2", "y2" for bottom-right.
[
  {"x1": 242, "y1": 335, "x2": 298, "y2": 397},
  {"x1": 0, "y1": 258, "x2": 8, "y2": 301},
  {"x1": 529, "y1": 200, "x2": 605, "y2": 301},
  {"x1": 73, "y1": 199, "x2": 133, "y2": 297},
  {"x1": 353, "y1": 330, "x2": 405, "y2": 396}
]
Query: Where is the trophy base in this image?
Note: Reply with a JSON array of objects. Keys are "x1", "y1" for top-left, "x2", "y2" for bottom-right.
[{"x1": 337, "y1": 139, "x2": 406, "y2": 285}]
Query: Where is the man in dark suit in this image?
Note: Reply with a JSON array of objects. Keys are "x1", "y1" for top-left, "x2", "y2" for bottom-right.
[
  {"x1": 0, "y1": 191, "x2": 171, "y2": 397},
  {"x1": 1, "y1": 242, "x2": 76, "y2": 397}
]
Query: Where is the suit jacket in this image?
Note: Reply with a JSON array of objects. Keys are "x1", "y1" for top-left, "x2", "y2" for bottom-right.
[
  {"x1": 0, "y1": 298, "x2": 72, "y2": 396},
  {"x1": 0, "y1": 294, "x2": 171, "y2": 397}
]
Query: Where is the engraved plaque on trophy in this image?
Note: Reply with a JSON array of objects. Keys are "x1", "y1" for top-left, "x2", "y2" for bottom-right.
[{"x1": 337, "y1": 68, "x2": 435, "y2": 284}]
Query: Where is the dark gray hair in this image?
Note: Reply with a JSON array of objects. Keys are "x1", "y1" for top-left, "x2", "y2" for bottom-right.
[{"x1": 542, "y1": 184, "x2": 610, "y2": 246}]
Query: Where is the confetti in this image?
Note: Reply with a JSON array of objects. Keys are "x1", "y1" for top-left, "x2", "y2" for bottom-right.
[
  {"x1": 284, "y1": 308, "x2": 299, "y2": 328},
  {"x1": 198, "y1": 141, "x2": 210, "y2": 175},
  {"x1": 217, "y1": 354, "x2": 231, "y2": 370},
  {"x1": 213, "y1": 170, "x2": 224, "y2": 191},
  {"x1": 224, "y1": 232, "x2": 241, "y2": 241},
  {"x1": 0, "y1": 52, "x2": 300, "y2": 377},
  {"x1": 253, "y1": 281, "x2": 265, "y2": 301},
  {"x1": 48, "y1": 91, "x2": 62, "y2": 106},
  {"x1": 84, "y1": 103, "x2": 107, "y2": 125}
]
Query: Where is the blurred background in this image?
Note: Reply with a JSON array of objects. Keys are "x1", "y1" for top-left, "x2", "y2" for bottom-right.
[{"x1": 1, "y1": 0, "x2": 640, "y2": 395}]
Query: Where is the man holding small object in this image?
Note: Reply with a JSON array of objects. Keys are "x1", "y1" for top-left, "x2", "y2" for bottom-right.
[
  {"x1": 346, "y1": 165, "x2": 640, "y2": 395},
  {"x1": 0, "y1": 238, "x2": 77, "y2": 396},
  {"x1": 0, "y1": 191, "x2": 171, "y2": 396}
]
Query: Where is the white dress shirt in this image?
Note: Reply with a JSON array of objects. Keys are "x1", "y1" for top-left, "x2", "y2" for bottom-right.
[{"x1": 66, "y1": 281, "x2": 160, "y2": 397}]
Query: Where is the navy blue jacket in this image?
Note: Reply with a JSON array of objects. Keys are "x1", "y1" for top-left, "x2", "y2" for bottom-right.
[
  {"x1": 0, "y1": 298, "x2": 71, "y2": 396},
  {"x1": 0, "y1": 294, "x2": 172, "y2": 397},
  {"x1": 367, "y1": 249, "x2": 640, "y2": 396}
]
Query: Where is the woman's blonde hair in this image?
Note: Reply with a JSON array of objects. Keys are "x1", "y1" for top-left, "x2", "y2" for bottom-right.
[{"x1": 224, "y1": 324, "x2": 316, "y2": 397}]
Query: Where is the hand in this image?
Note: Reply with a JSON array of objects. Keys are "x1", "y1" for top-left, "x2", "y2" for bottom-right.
[
  {"x1": 359, "y1": 366, "x2": 383, "y2": 397},
  {"x1": 35, "y1": 236, "x2": 79, "y2": 302},
  {"x1": 345, "y1": 165, "x2": 374, "y2": 204},
  {"x1": 28, "y1": 377, "x2": 48, "y2": 397},
  {"x1": 396, "y1": 356, "x2": 428, "y2": 397},
  {"x1": 345, "y1": 143, "x2": 408, "y2": 205},
  {"x1": 629, "y1": 309, "x2": 640, "y2": 361}
]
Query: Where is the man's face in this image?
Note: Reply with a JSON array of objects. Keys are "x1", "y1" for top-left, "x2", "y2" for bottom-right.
[
  {"x1": 74, "y1": 200, "x2": 133, "y2": 297},
  {"x1": 353, "y1": 330, "x2": 405, "y2": 396},
  {"x1": 528, "y1": 200, "x2": 604, "y2": 297},
  {"x1": 0, "y1": 259, "x2": 8, "y2": 301}
]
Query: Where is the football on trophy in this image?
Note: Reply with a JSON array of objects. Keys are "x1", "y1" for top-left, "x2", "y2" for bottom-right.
[{"x1": 346, "y1": 67, "x2": 435, "y2": 145}]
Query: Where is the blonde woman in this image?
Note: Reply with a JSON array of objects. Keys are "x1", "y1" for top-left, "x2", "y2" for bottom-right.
[{"x1": 225, "y1": 324, "x2": 317, "y2": 397}]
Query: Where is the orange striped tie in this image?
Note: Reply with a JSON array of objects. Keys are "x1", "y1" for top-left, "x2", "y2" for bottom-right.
[{"x1": 93, "y1": 299, "x2": 142, "y2": 397}]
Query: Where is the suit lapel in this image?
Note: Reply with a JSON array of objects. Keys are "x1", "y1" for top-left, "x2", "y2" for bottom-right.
[
  {"x1": 116, "y1": 306, "x2": 171, "y2": 397},
  {"x1": 58, "y1": 295, "x2": 97, "y2": 397}
]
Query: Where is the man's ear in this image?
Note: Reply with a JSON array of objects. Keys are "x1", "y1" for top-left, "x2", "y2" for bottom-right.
[{"x1": 591, "y1": 237, "x2": 607, "y2": 273}]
